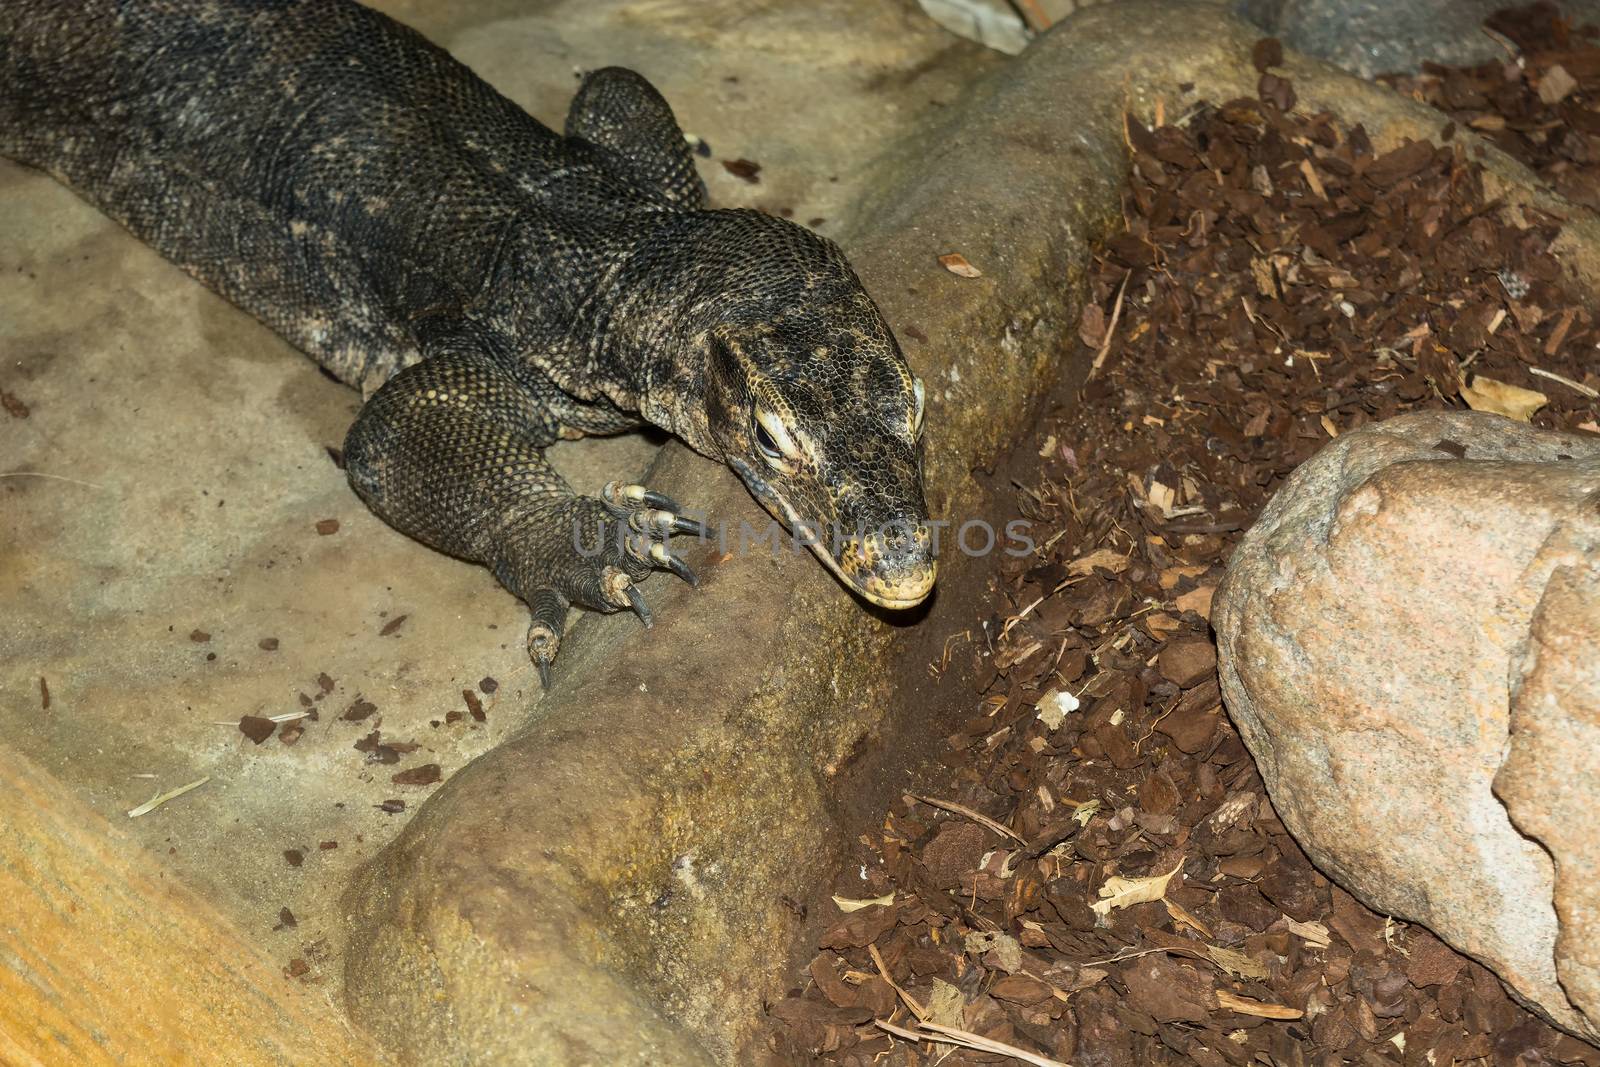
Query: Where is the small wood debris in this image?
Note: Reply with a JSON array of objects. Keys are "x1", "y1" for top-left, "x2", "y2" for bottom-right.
[
  {"x1": 392, "y1": 764, "x2": 442, "y2": 787},
  {"x1": 239, "y1": 715, "x2": 276, "y2": 745},
  {"x1": 721, "y1": 158, "x2": 761, "y2": 182},
  {"x1": 341, "y1": 696, "x2": 377, "y2": 722},
  {"x1": 379, "y1": 613, "x2": 408, "y2": 637},
  {"x1": 314, "y1": 518, "x2": 340, "y2": 535}
]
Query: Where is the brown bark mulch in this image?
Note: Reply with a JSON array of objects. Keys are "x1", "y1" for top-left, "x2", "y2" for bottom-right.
[
  {"x1": 1382, "y1": 1, "x2": 1600, "y2": 213},
  {"x1": 758, "y1": 15, "x2": 1600, "y2": 1067}
]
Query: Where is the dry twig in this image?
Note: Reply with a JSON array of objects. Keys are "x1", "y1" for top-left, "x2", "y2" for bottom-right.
[
  {"x1": 127, "y1": 775, "x2": 211, "y2": 817},
  {"x1": 876, "y1": 1017, "x2": 1072, "y2": 1067},
  {"x1": 1087, "y1": 271, "x2": 1132, "y2": 381},
  {"x1": 908, "y1": 793, "x2": 1026, "y2": 844}
]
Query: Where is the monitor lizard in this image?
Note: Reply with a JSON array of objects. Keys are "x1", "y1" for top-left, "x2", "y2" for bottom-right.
[{"x1": 1, "y1": 0, "x2": 937, "y2": 684}]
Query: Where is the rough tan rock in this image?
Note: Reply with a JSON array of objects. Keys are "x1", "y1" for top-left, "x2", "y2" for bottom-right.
[
  {"x1": 1215, "y1": 410, "x2": 1600, "y2": 1044},
  {"x1": 1497, "y1": 562, "x2": 1600, "y2": 1037}
]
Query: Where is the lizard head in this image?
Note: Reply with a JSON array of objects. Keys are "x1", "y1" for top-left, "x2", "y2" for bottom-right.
[{"x1": 689, "y1": 215, "x2": 936, "y2": 610}]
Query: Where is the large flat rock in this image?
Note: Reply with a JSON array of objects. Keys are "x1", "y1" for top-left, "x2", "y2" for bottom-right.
[{"x1": 0, "y1": 0, "x2": 991, "y2": 1024}]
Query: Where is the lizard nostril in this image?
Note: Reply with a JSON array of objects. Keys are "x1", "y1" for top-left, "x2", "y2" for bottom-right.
[{"x1": 864, "y1": 522, "x2": 930, "y2": 568}]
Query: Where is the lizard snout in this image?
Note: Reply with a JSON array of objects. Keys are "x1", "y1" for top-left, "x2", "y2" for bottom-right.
[{"x1": 838, "y1": 522, "x2": 936, "y2": 609}]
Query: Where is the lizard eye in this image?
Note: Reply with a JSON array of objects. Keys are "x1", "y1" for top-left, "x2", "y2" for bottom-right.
[
  {"x1": 755, "y1": 420, "x2": 781, "y2": 460},
  {"x1": 754, "y1": 409, "x2": 797, "y2": 468},
  {"x1": 911, "y1": 378, "x2": 925, "y2": 438}
]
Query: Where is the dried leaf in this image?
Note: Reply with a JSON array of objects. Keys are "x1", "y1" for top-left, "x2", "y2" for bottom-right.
[
  {"x1": 1286, "y1": 917, "x2": 1332, "y2": 947},
  {"x1": 1159, "y1": 564, "x2": 1209, "y2": 590},
  {"x1": 391, "y1": 763, "x2": 442, "y2": 786},
  {"x1": 1165, "y1": 897, "x2": 1213, "y2": 938},
  {"x1": 1460, "y1": 375, "x2": 1548, "y2": 421},
  {"x1": 1068, "y1": 548, "x2": 1131, "y2": 576},
  {"x1": 1250, "y1": 256, "x2": 1279, "y2": 299},
  {"x1": 720, "y1": 158, "x2": 761, "y2": 182},
  {"x1": 1204, "y1": 944, "x2": 1269, "y2": 980},
  {"x1": 1079, "y1": 302, "x2": 1107, "y2": 348},
  {"x1": 832, "y1": 892, "x2": 894, "y2": 912},
  {"x1": 1036, "y1": 688, "x2": 1079, "y2": 730},
  {"x1": 964, "y1": 929, "x2": 1022, "y2": 972},
  {"x1": 239, "y1": 715, "x2": 276, "y2": 744},
  {"x1": 925, "y1": 978, "x2": 966, "y2": 1028},
  {"x1": 1147, "y1": 480, "x2": 1177, "y2": 516},
  {"x1": 1091, "y1": 855, "x2": 1184, "y2": 917},
  {"x1": 939, "y1": 252, "x2": 982, "y2": 278}
]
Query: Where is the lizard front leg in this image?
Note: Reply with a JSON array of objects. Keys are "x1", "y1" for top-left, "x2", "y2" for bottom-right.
[{"x1": 342, "y1": 330, "x2": 704, "y2": 685}]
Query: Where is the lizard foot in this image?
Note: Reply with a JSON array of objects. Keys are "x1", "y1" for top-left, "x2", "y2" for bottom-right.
[
  {"x1": 516, "y1": 484, "x2": 711, "y2": 689},
  {"x1": 601, "y1": 481, "x2": 712, "y2": 591}
]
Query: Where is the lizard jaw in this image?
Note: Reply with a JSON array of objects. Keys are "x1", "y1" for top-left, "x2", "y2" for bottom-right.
[
  {"x1": 729, "y1": 458, "x2": 936, "y2": 610},
  {"x1": 809, "y1": 539, "x2": 936, "y2": 609}
]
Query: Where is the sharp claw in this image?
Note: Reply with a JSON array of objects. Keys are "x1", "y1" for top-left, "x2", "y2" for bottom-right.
[
  {"x1": 630, "y1": 508, "x2": 704, "y2": 538},
  {"x1": 536, "y1": 656, "x2": 553, "y2": 690},
  {"x1": 641, "y1": 489, "x2": 681, "y2": 512},
  {"x1": 670, "y1": 515, "x2": 711, "y2": 539},
  {"x1": 649, "y1": 542, "x2": 699, "y2": 588},
  {"x1": 624, "y1": 582, "x2": 653, "y2": 629},
  {"x1": 606, "y1": 483, "x2": 685, "y2": 516}
]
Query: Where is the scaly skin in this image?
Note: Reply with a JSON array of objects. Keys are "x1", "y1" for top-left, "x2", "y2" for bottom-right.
[{"x1": 0, "y1": 0, "x2": 936, "y2": 680}]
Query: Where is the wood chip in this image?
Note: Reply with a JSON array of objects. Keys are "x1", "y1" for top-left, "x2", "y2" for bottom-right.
[
  {"x1": 392, "y1": 764, "x2": 442, "y2": 787},
  {"x1": 1215, "y1": 990, "x2": 1303, "y2": 1019}
]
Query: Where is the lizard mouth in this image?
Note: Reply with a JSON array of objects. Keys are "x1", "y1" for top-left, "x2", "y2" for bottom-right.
[{"x1": 729, "y1": 458, "x2": 936, "y2": 610}]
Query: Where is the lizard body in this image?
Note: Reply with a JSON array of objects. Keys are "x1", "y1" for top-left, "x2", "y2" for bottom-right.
[{"x1": 1, "y1": 0, "x2": 935, "y2": 678}]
